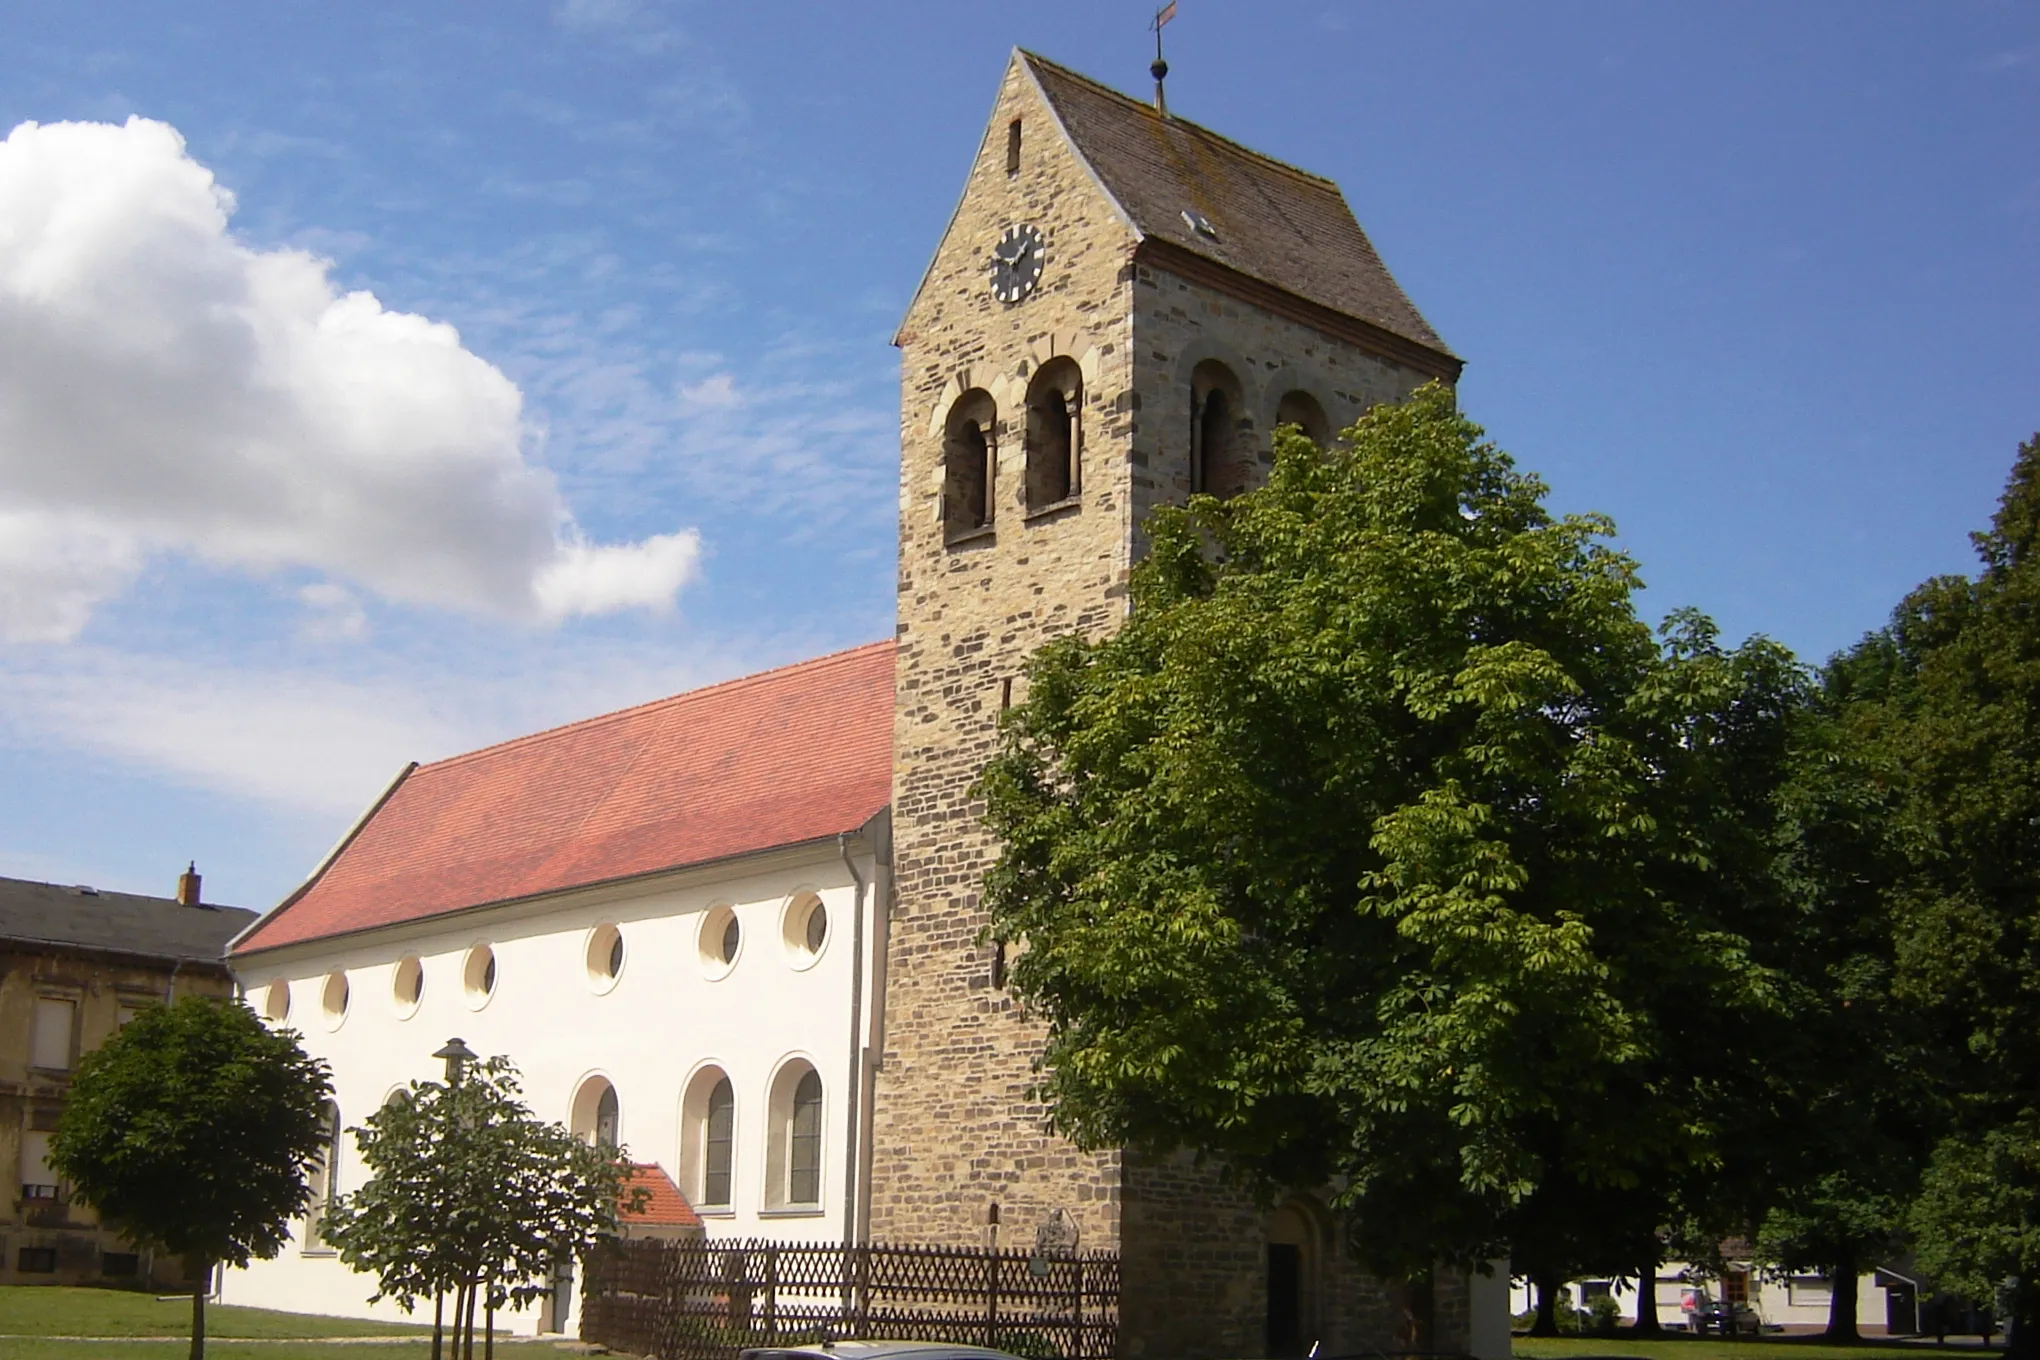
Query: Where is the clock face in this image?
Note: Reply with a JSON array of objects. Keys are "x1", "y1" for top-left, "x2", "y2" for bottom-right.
[{"x1": 990, "y1": 223, "x2": 1045, "y2": 303}]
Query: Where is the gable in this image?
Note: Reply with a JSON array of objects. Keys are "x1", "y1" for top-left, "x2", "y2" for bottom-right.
[
  {"x1": 894, "y1": 50, "x2": 1139, "y2": 344},
  {"x1": 234, "y1": 641, "x2": 895, "y2": 955}
]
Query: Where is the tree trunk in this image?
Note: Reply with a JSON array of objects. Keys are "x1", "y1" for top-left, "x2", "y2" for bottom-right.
[
  {"x1": 1531, "y1": 1273, "x2": 1561, "y2": 1337},
  {"x1": 485, "y1": 1279, "x2": 495, "y2": 1360},
  {"x1": 432, "y1": 1291, "x2": 444, "y2": 1360},
  {"x1": 1633, "y1": 1256, "x2": 1663, "y2": 1336},
  {"x1": 464, "y1": 1276, "x2": 480, "y2": 1360},
  {"x1": 189, "y1": 1262, "x2": 210, "y2": 1360},
  {"x1": 2005, "y1": 1279, "x2": 2036, "y2": 1360},
  {"x1": 1824, "y1": 1256, "x2": 1861, "y2": 1343}
]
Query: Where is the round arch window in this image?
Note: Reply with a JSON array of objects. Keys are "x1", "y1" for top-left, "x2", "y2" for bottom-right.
[
  {"x1": 392, "y1": 957, "x2": 424, "y2": 1017},
  {"x1": 463, "y1": 944, "x2": 497, "y2": 1009},
  {"x1": 782, "y1": 892, "x2": 828, "y2": 969},
  {"x1": 698, "y1": 906, "x2": 741, "y2": 980},
  {"x1": 320, "y1": 971, "x2": 350, "y2": 1029},
  {"x1": 586, "y1": 924, "x2": 625, "y2": 992}
]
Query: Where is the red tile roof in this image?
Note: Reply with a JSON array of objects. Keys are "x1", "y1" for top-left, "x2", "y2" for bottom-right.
[
  {"x1": 621, "y1": 1162, "x2": 700, "y2": 1228},
  {"x1": 234, "y1": 641, "x2": 894, "y2": 954}
]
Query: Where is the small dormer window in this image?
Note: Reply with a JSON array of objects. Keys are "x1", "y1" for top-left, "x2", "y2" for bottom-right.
[{"x1": 1182, "y1": 209, "x2": 1218, "y2": 240}]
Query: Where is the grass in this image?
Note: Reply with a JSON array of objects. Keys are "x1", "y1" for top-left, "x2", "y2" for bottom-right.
[
  {"x1": 0, "y1": 1287, "x2": 436, "y2": 1339},
  {"x1": 0, "y1": 1345, "x2": 556, "y2": 1360},
  {"x1": 1515, "y1": 1338, "x2": 2002, "y2": 1360}
]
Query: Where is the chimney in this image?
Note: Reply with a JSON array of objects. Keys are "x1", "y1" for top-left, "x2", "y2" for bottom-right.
[{"x1": 176, "y1": 862, "x2": 201, "y2": 906}]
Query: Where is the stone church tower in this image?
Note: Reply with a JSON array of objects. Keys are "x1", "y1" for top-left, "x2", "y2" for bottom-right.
[{"x1": 872, "y1": 51, "x2": 1470, "y2": 1358}]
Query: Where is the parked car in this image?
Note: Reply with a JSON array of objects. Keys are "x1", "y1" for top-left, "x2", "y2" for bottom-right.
[
  {"x1": 739, "y1": 1344, "x2": 1030, "y2": 1360},
  {"x1": 1690, "y1": 1297, "x2": 1764, "y2": 1337}
]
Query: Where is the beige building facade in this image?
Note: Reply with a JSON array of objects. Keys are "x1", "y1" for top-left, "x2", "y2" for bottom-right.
[
  {"x1": 0, "y1": 869, "x2": 252, "y2": 1289},
  {"x1": 873, "y1": 51, "x2": 1504, "y2": 1360}
]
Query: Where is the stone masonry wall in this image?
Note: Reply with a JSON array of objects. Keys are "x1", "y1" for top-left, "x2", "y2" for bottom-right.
[
  {"x1": 870, "y1": 55, "x2": 1138, "y2": 1255},
  {"x1": 873, "y1": 49, "x2": 1470, "y2": 1357}
]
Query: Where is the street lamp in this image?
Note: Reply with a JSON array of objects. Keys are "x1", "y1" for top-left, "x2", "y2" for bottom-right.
[{"x1": 433, "y1": 1037, "x2": 477, "y2": 1085}]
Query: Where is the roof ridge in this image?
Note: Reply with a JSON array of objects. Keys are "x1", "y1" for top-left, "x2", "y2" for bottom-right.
[
  {"x1": 417, "y1": 638, "x2": 894, "y2": 777},
  {"x1": 1017, "y1": 50, "x2": 1341, "y2": 194}
]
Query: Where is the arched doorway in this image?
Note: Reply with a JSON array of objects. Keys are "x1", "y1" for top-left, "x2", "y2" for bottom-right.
[{"x1": 1266, "y1": 1199, "x2": 1322, "y2": 1358}]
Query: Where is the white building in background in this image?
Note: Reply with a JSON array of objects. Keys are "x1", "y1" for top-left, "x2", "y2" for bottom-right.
[
  {"x1": 223, "y1": 643, "x2": 894, "y2": 1335},
  {"x1": 1510, "y1": 1261, "x2": 1922, "y2": 1336}
]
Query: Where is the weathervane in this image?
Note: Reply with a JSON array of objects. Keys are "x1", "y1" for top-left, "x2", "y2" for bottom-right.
[{"x1": 1150, "y1": 1, "x2": 1176, "y2": 116}]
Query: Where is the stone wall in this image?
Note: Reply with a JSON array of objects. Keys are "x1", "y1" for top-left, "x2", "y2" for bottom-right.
[
  {"x1": 871, "y1": 54, "x2": 1139, "y2": 1255},
  {"x1": 873, "y1": 50, "x2": 1470, "y2": 1357}
]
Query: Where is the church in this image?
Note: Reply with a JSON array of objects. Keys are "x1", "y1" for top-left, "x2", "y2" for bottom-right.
[{"x1": 224, "y1": 50, "x2": 1509, "y2": 1360}]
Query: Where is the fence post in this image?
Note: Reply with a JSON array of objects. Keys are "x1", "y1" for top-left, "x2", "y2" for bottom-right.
[
  {"x1": 765, "y1": 1243, "x2": 779, "y2": 1343},
  {"x1": 1071, "y1": 1255, "x2": 1084, "y2": 1359},
  {"x1": 855, "y1": 1243, "x2": 871, "y2": 1338},
  {"x1": 985, "y1": 1245, "x2": 1000, "y2": 1348}
]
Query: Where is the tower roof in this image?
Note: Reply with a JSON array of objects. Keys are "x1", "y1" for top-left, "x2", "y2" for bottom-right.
[
  {"x1": 1020, "y1": 51, "x2": 1454, "y2": 364},
  {"x1": 233, "y1": 641, "x2": 896, "y2": 956}
]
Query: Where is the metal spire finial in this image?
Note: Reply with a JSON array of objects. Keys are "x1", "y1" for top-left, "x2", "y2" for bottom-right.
[{"x1": 1150, "y1": 1, "x2": 1177, "y2": 116}]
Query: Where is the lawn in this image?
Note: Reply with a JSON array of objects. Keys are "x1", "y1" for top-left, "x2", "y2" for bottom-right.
[
  {"x1": 1515, "y1": 1338, "x2": 2001, "y2": 1360},
  {"x1": 0, "y1": 1345, "x2": 556, "y2": 1360},
  {"x1": 0, "y1": 1288, "x2": 554, "y2": 1360}
]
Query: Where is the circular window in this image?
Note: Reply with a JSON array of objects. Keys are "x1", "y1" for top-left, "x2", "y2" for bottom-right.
[
  {"x1": 262, "y1": 980, "x2": 291, "y2": 1023},
  {"x1": 463, "y1": 944, "x2": 497, "y2": 1009},
  {"x1": 392, "y1": 956, "x2": 424, "y2": 1017},
  {"x1": 587, "y1": 924, "x2": 625, "y2": 992},
  {"x1": 698, "y1": 906, "x2": 741, "y2": 980},
  {"x1": 782, "y1": 892, "x2": 828, "y2": 970},
  {"x1": 321, "y1": 971, "x2": 350, "y2": 1028}
]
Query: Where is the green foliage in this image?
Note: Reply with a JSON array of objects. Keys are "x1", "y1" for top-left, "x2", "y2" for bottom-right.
[
  {"x1": 977, "y1": 386, "x2": 1804, "y2": 1277},
  {"x1": 1834, "y1": 432, "x2": 2040, "y2": 1351},
  {"x1": 48, "y1": 996, "x2": 333, "y2": 1270},
  {"x1": 319, "y1": 1056, "x2": 642, "y2": 1322}
]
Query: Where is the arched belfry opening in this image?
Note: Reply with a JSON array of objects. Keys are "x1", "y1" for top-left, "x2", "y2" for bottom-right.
[
  {"x1": 1265, "y1": 1198, "x2": 1324, "y2": 1358},
  {"x1": 1275, "y1": 389, "x2": 1331, "y2": 448},
  {"x1": 1025, "y1": 357, "x2": 1082, "y2": 511},
  {"x1": 943, "y1": 389, "x2": 997, "y2": 542},
  {"x1": 1191, "y1": 360, "x2": 1251, "y2": 499}
]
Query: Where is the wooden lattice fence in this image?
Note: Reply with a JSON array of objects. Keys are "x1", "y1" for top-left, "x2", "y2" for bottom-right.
[{"x1": 581, "y1": 1236, "x2": 1119, "y2": 1359}]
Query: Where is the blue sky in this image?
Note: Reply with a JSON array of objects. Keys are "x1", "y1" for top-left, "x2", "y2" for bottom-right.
[{"x1": 0, "y1": 1, "x2": 2034, "y2": 910}]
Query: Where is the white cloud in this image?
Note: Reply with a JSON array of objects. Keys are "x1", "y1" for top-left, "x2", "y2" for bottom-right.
[
  {"x1": 297, "y1": 582, "x2": 369, "y2": 642},
  {"x1": 0, "y1": 116, "x2": 699, "y2": 641}
]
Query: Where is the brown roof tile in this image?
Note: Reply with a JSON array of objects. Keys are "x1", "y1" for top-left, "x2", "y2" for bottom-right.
[
  {"x1": 234, "y1": 641, "x2": 895, "y2": 955},
  {"x1": 1021, "y1": 51, "x2": 1453, "y2": 361},
  {"x1": 622, "y1": 1162, "x2": 701, "y2": 1228}
]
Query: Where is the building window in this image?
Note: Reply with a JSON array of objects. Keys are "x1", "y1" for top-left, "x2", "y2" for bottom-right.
[
  {"x1": 704, "y1": 1077, "x2": 735, "y2": 1207},
  {"x1": 392, "y1": 957, "x2": 424, "y2": 1016},
  {"x1": 587, "y1": 923, "x2": 625, "y2": 991},
  {"x1": 1025, "y1": 358, "x2": 1082, "y2": 511},
  {"x1": 463, "y1": 944, "x2": 497, "y2": 1007},
  {"x1": 682, "y1": 1066, "x2": 736, "y2": 1210},
  {"x1": 304, "y1": 1101, "x2": 342, "y2": 1252},
  {"x1": 19, "y1": 1129, "x2": 58, "y2": 1200},
  {"x1": 17, "y1": 1247, "x2": 56, "y2": 1274},
  {"x1": 943, "y1": 390, "x2": 997, "y2": 543},
  {"x1": 321, "y1": 971, "x2": 350, "y2": 1027},
  {"x1": 789, "y1": 1071, "x2": 823, "y2": 1205},
  {"x1": 765, "y1": 1060, "x2": 824, "y2": 1209},
  {"x1": 571, "y1": 1077, "x2": 620, "y2": 1150},
  {"x1": 30, "y1": 997, "x2": 75, "y2": 1071},
  {"x1": 699, "y1": 906, "x2": 742, "y2": 980},
  {"x1": 1274, "y1": 389, "x2": 1331, "y2": 447},
  {"x1": 782, "y1": 892, "x2": 828, "y2": 968},
  {"x1": 1006, "y1": 118, "x2": 1022, "y2": 174},
  {"x1": 1191, "y1": 360, "x2": 1249, "y2": 499},
  {"x1": 263, "y1": 980, "x2": 291, "y2": 1023}
]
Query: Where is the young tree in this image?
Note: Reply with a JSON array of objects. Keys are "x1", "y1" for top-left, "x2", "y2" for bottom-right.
[
  {"x1": 49, "y1": 996, "x2": 333, "y2": 1360},
  {"x1": 977, "y1": 387, "x2": 1803, "y2": 1288},
  {"x1": 320, "y1": 1055, "x2": 640, "y2": 1360}
]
